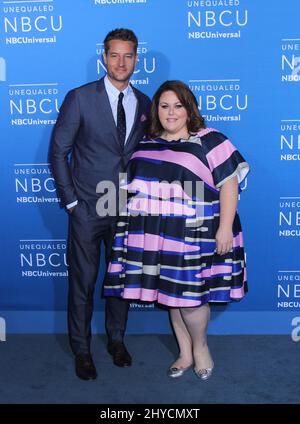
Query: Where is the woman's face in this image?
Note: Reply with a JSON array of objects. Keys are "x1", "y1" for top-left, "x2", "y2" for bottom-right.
[{"x1": 158, "y1": 90, "x2": 188, "y2": 138}]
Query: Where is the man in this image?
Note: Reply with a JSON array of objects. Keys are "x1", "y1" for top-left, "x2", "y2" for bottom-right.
[{"x1": 49, "y1": 28, "x2": 151, "y2": 380}]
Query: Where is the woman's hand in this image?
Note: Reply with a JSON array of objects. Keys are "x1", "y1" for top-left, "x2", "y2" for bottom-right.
[
  {"x1": 216, "y1": 176, "x2": 238, "y2": 255},
  {"x1": 215, "y1": 226, "x2": 233, "y2": 255}
]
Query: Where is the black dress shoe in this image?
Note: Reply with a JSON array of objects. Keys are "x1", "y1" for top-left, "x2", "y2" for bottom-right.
[
  {"x1": 75, "y1": 353, "x2": 97, "y2": 380},
  {"x1": 107, "y1": 341, "x2": 132, "y2": 367}
]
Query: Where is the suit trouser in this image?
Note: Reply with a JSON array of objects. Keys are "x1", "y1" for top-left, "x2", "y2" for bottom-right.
[{"x1": 67, "y1": 201, "x2": 129, "y2": 355}]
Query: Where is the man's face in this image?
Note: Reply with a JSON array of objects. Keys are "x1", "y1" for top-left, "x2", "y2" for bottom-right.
[{"x1": 104, "y1": 39, "x2": 137, "y2": 85}]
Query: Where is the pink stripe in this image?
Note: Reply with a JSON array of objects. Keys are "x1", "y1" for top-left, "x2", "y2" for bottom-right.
[
  {"x1": 206, "y1": 139, "x2": 236, "y2": 171},
  {"x1": 125, "y1": 233, "x2": 200, "y2": 253},
  {"x1": 123, "y1": 288, "x2": 158, "y2": 301},
  {"x1": 195, "y1": 264, "x2": 232, "y2": 278},
  {"x1": 233, "y1": 232, "x2": 244, "y2": 248},
  {"x1": 124, "y1": 180, "x2": 192, "y2": 200},
  {"x1": 197, "y1": 127, "x2": 219, "y2": 137},
  {"x1": 158, "y1": 292, "x2": 202, "y2": 307},
  {"x1": 122, "y1": 288, "x2": 202, "y2": 307},
  {"x1": 211, "y1": 264, "x2": 232, "y2": 275},
  {"x1": 128, "y1": 198, "x2": 195, "y2": 216},
  {"x1": 230, "y1": 286, "x2": 245, "y2": 299},
  {"x1": 131, "y1": 150, "x2": 215, "y2": 187},
  {"x1": 196, "y1": 268, "x2": 211, "y2": 278},
  {"x1": 108, "y1": 263, "x2": 123, "y2": 273},
  {"x1": 122, "y1": 286, "x2": 246, "y2": 304}
]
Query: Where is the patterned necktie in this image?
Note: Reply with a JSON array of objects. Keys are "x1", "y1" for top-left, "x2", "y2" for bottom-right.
[{"x1": 117, "y1": 92, "x2": 126, "y2": 147}]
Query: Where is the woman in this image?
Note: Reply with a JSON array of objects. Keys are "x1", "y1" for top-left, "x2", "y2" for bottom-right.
[{"x1": 104, "y1": 80, "x2": 250, "y2": 380}]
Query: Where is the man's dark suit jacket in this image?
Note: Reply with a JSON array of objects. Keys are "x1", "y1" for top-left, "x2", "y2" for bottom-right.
[{"x1": 50, "y1": 77, "x2": 151, "y2": 216}]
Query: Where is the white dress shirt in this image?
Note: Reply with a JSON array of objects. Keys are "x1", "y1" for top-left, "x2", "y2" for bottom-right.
[{"x1": 104, "y1": 75, "x2": 137, "y2": 143}]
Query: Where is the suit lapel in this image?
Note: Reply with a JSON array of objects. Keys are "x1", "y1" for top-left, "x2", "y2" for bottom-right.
[{"x1": 96, "y1": 78, "x2": 120, "y2": 147}]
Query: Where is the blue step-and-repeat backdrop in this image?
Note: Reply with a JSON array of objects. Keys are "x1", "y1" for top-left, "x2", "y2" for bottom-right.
[{"x1": 0, "y1": 0, "x2": 299, "y2": 336}]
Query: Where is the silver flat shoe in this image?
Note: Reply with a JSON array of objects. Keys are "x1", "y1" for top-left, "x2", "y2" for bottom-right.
[
  {"x1": 167, "y1": 364, "x2": 193, "y2": 378},
  {"x1": 194, "y1": 363, "x2": 214, "y2": 380}
]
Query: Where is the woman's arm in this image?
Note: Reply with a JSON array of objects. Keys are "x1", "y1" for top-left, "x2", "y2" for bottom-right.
[{"x1": 215, "y1": 176, "x2": 238, "y2": 255}]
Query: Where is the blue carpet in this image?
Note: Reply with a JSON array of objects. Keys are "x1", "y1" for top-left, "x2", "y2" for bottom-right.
[{"x1": 0, "y1": 335, "x2": 299, "y2": 404}]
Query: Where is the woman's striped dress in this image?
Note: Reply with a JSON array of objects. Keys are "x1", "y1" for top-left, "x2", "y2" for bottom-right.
[{"x1": 104, "y1": 128, "x2": 250, "y2": 307}]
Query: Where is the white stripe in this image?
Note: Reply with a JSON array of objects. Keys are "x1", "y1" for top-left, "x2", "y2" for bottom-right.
[
  {"x1": 4, "y1": 1, "x2": 52, "y2": 3},
  {"x1": 20, "y1": 239, "x2": 66, "y2": 241},
  {"x1": 184, "y1": 252, "x2": 214, "y2": 259},
  {"x1": 210, "y1": 286, "x2": 231, "y2": 292},
  {"x1": 14, "y1": 163, "x2": 50, "y2": 166},
  {"x1": 161, "y1": 265, "x2": 205, "y2": 271},
  {"x1": 278, "y1": 270, "x2": 300, "y2": 273},
  {"x1": 189, "y1": 79, "x2": 240, "y2": 82},
  {"x1": 104, "y1": 284, "x2": 124, "y2": 289},
  {"x1": 185, "y1": 237, "x2": 215, "y2": 242},
  {"x1": 160, "y1": 275, "x2": 205, "y2": 286},
  {"x1": 9, "y1": 83, "x2": 57, "y2": 86}
]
